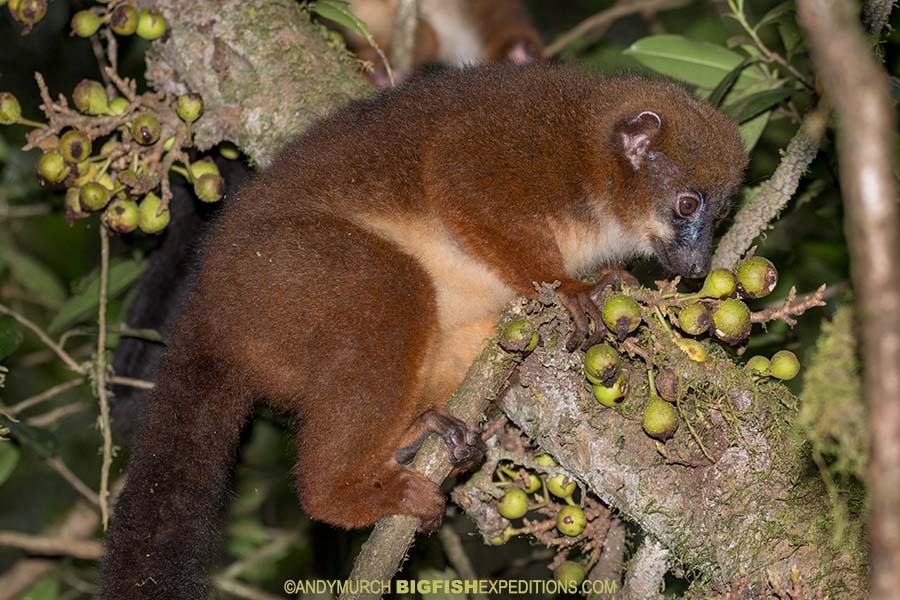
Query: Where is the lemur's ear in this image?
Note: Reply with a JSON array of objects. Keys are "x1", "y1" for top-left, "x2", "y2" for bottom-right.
[{"x1": 616, "y1": 111, "x2": 662, "y2": 170}]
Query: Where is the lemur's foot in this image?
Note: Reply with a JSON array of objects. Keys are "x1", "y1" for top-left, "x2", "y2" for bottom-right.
[
  {"x1": 394, "y1": 468, "x2": 446, "y2": 533},
  {"x1": 395, "y1": 409, "x2": 486, "y2": 474}
]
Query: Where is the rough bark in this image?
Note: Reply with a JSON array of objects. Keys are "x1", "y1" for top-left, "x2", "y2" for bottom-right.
[
  {"x1": 140, "y1": 0, "x2": 370, "y2": 168},
  {"x1": 454, "y1": 302, "x2": 866, "y2": 597},
  {"x1": 797, "y1": 1, "x2": 900, "y2": 599}
]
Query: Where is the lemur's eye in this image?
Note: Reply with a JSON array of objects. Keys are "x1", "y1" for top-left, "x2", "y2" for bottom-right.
[{"x1": 677, "y1": 192, "x2": 701, "y2": 218}]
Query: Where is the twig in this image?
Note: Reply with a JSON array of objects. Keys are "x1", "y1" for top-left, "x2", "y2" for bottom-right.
[
  {"x1": 437, "y1": 526, "x2": 488, "y2": 600},
  {"x1": 27, "y1": 402, "x2": 90, "y2": 427},
  {"x1": 587, "y1": 517, "x2": 626, "y2": 599},
  {"x1": 8, "y1": 378, "x2": 85, "y2": 416},
  {"x1": 96, "y1": 226, "x2": 113, "y2": 530},
  {"x1": 797, "y1": 1, "x2": 900, "y2": 599},
  {"x1": 109, "y1": 375, "x2": 155, "y2": 390},
  {"x1": 216, "y1": 531, "x2": 300, "y2": 581},
  {"x1": 389, "y1": 0, "x2": 418, "y2": 77},
  {"x1": 0, "y1": 530, "x2": 103, "y2": 560},
  {"x1": 712, "y1": 104, "x2": 829, "y2": 269},
  {"x1": 0, "y1": 502, "x2": 100, "y2": 600},
  {"x1": 621, "y1": 538, "x2": 668, "y2": 600},
  {"x1": 545, "y1": 0, "x2": 693, "y2": 57},
  {"x1": 213, "y1": 578, "x2": 284, "y2": 600},
  {"x1": 749, "y1": 285, "x2": 827, "y2": 326},
  {"x1": 45, "y1": 457, "x2": 101, "y2": 508},
  {"x1": 0, "y1": 304, "x2": 84, "y2": 374},
  {"x1": 0, "y1": 203, "x2": 52, "y2": 219}
]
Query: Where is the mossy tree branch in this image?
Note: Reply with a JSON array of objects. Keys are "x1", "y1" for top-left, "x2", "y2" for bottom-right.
[
  {"x1": 455, "y1": 301, "x2": 865, "y2": 597},
  {"x1": 140, "y1": 0, "x2": 370, "y2": 168},
  {"x1": 796, "y1": 0, "x2": 900, "y2": 598}
]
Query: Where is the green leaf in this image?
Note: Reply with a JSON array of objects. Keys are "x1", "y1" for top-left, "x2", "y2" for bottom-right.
[
  {"x1": 0, "y1": 443, "x2": 19, "y2": 486},
  {"x1": 309, "y1": 0, "x2": 372, "y2": 40},
  {"x1": 708, "y1": 59, "x2": 759, "y2": 107},
  {"x1": 624, "y1": 34, "x2": 764, "y2": 88},
  {"x1": 754, "y1": 3, "x2": 794, "y2": 31},
  {"x1": 0, "y1": 315, "x2": 22, "y2": 361},
  {"x1": 4, "y1": 249, "x2": 66, "y2": 308},
  {"x1": 48, "y1": 258, "x2": 145, "y2": 334},
  {"x1": 738, "y1": 111, "x2": 770, "y2": 151},
  {"x1": 722, "y1": 88, "x2": 792, "y2": 123},
  {"x1": 0, "y1": 414, "x2": 59, "y2": 458},
  {"x1": 778, "y1": 20, "x2": 803, "y2": 54}
]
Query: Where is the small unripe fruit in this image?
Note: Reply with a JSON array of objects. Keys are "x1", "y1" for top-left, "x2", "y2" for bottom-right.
[
  {"x1": 131, "y1": 113, "x2": 161, "y2": 145},
  {"x1": 592, "y1": 374, "x2": 627, "y2": 408},
  {"x1": 497, "y1": 489, "x2": 528, "y2": 519},
  {"x1": 737, "y1": 256, "x2": 778, "y2": 299},
  {"x1": 190, "y1": 158, "x2": 220, "y2": 179},
  {"x1": 556, "y1": 505, "x2": 587, "y2": 536},
  {"x1": 194, "y1": 173, "x2": 224, "y2": 203},
  {"x1": 655, "y1": 368, "x2": 679, "y2": 402},
  {"x1": 602, "y1": 294, "x2": 641, "y2": 340},
  {"x1": 64, "y1": 187, "x2": 88, "y2": 221},
  {"x1": 500, "y1": 319, "x2": 538, "y2": 353},
  {"x1": 176, "y1": 93, "x2": 204, "y2": 123},
  {"x1": 101, "y1": 198, "x2": 139, "y2": 233},
  {"x1": 108, "y1": 97, "x2": 129, "y2": 116},
  {"x1": 16, "y1": 0, "x2": 46, "y2": 24},
  {"x1": 110, "y1": 3, "x2": 139, "y2": 35},
  {"x1": 535, "y1": 453, "x2": 557, "y2": 468},
  {"x1": 100, "y1": 139, "x2": 120, "y2": 157},
  {"x1": 699, "y1": 268, "x2": 737, "y2": 299},
  {"x1": 712, "y1": 298, "x2": 751, "y2": 344},
  {"x1": 163, "y1": 136, "x2": 175, "y2": 152},
  {"x1": 71, "y1": 10, "x2": 101, "y2": 37},
  {"x1": 674, "y1": 338, "x2": 707, "y2": 362},
  {"x1": 643, "y1": 398, "x2": 679, "y2": 441},
  {"x1": 59, "y1": 130, "x2": 92, "y2": 163},
  {"x1": 547, "y1": 474, "x2": 576, "y2": 499},
  {"x1": 138, "y1": 192, "x2": 170, "y2": 234},
  {"x1": 584, "y1": 343, "x2": 619, "y2": 386},
  {"x1": 136, "y1": 9, "x2": 167, "y2": 40},
  {"x1": 522, "y1": 472, "x2": 542, "y2": 494},
  {"x1": 557, "y1": 561, "x2": 586, "y2": 587},
  {"x1": 73, "y1": 79, "x2": 109, "y2": 115},
  {"x1": 769, "y1": 350, "x2": 800, "y2": 380},
  {"x1": 80, "y1": 181, "x2": 110, "y2": 211},
  {"x1": 678, "y1": 303, "x2": 710, "y2": 336},
  {"x1": 0, "y1": 92, "x2": 22, "y2": 124},
  {"x1": 745, "y1": 355, "x2": 770, "y2": 374},
  {"x1": 219, "y1": 142, "x2": 240, "y2": 160},
  {"x1": 36, "y1": 152, "x2": 69, "y2": 184}
]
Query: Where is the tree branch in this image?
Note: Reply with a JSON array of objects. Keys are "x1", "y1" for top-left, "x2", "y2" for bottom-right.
[
  {"x1": 796, "y1": 1, "x2": 900, "y2": 599},
  {"x1": 142, "y1": 0, "x2": 370, "y2": 168},
  {"x1": 545, "y1": 0, "x2": 693, "y2": 57},
  {"x1": 712, "y1": 105, "x2": 828, "y2": 270},
  {"x1": 339, "y1": 298, "x2": 543, "y2": 600}
]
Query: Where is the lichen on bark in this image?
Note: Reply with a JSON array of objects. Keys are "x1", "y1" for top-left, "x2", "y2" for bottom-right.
[
  {"x1": 140, "y1": 0, "x2": 370, "y2": 168},
  {"x1": 457, "y1": 302, "x2": 866, "y2": 597}
]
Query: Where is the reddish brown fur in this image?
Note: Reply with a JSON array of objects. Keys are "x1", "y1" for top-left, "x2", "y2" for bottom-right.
[{"x1": 100, "y1": 64, "x2": 745, "y2": 599}]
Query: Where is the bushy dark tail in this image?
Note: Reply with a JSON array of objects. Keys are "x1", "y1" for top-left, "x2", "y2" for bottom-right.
[
  {"x1": 110, "y1": 158, "x2": 251, "y2": 443},
  {"x1": 100, "y1": 346, "x2": 254, "y2": 600}
]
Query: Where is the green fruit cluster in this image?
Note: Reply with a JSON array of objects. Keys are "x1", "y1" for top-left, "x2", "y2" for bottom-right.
[
  {"x1": 2, "y1": 71, "x2": 227, "y2": 235},
  {"x1": 70, "y1": 4, "x2": 165, "y2": 41},
  {"x1": 744, "y1": 350, "x2": 800, "y2": 380}
]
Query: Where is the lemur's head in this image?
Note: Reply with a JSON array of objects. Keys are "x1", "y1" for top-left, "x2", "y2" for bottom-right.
[{"x1": 597, "y1": 78, "x2": 748, "y2": 279}]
